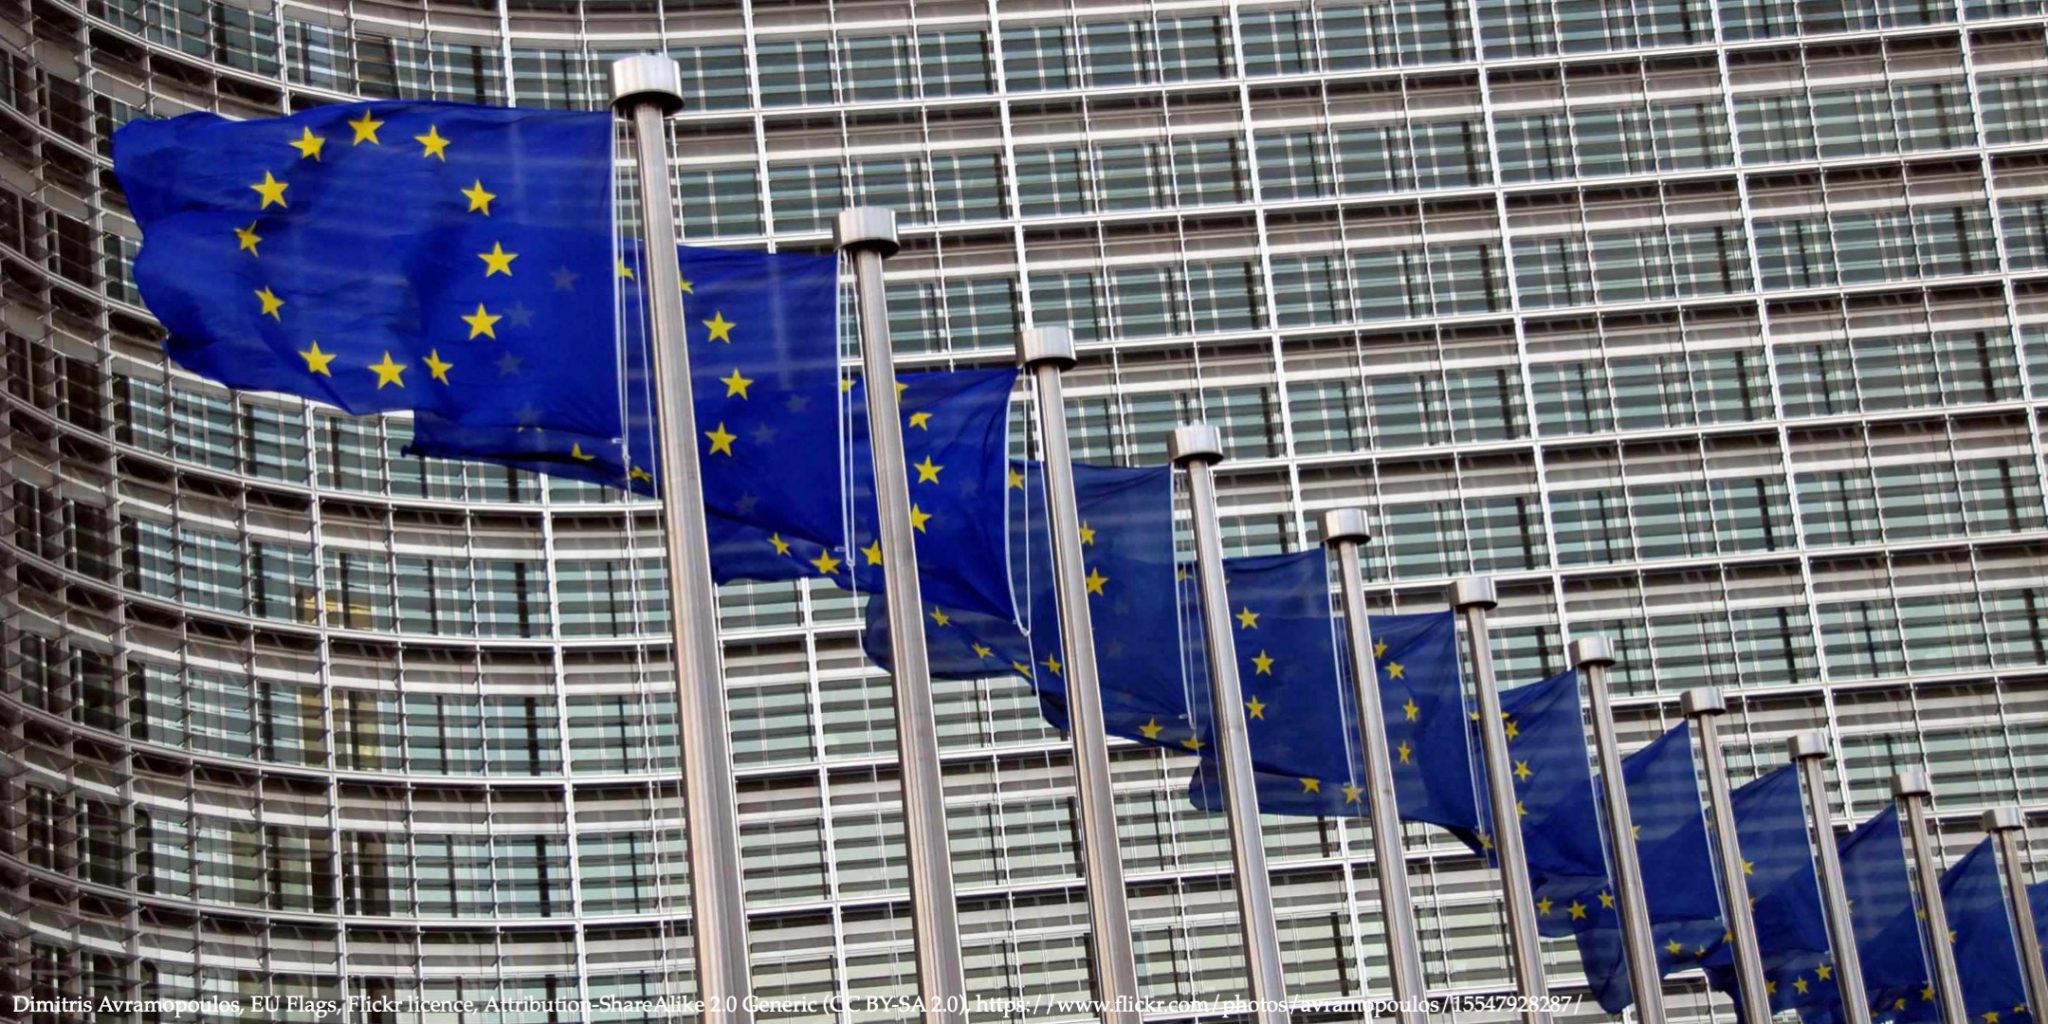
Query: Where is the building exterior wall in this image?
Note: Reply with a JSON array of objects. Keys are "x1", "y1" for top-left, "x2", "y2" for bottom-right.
[{"x1": 4, "y1": 0, "x2": 2048, "y2": 1020}]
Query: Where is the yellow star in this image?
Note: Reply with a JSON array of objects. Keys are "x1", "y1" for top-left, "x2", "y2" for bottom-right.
[
  {"x1": 569, "y1": 443, "x2": 596, "y2": 462},
  {"x1": 1742, "y1": 859, "x2": 1755, "y2": 875},
  {"x1": 462, "y1": 303, "x2": 502, "y2": 339},
  {"x1": 1766, "y1": 980, "x2": 1779, "y2": 996},
  {"x1": 929, "y1": 607, "x2": 951, "y2": 627},
  {"x1": 1251, "y1": 651, "x2": 1274, "y2": 675},
  {"x1": 1078, "y1": 522, "x2": 1096, "y2": 545},
  {"x1": 1041, "y1": 654, "x2": 1062, "y2": 676},
  {"x1": 1301, "y1": 778, "x2": 1322, "y2": 793},
  {"x1": 703, "y1": 311, "x2": 735, "y2": 342},
  {"x1": 1478, "y1": 831, "x2": 1494, "y2": 851},
  {"x1": 909, "y1": 504, "x2": 932, "y2": 533},
  {"x1": 1985, "y1": 1014, "x2": 2001, "y2": 1024},
  {"x1": 1504, "y1": 719, "x2": 1521, "y2": 739},
  {"x1": 1513, "y1": 760, "x2": 1533, "y2": 781},
  {"x1": 1794, "y1": 977, "x2": 1810, "y2": 995},
  {"x1": 1897, "y1": 999, "x2": 1909, "y2": 1011},
  {"x1": 677, "y1": 274, "x2": 693, "y2": 293},
  {"x1": 810, "y1": 550, "x2": 842, "y2": 575},
  {"x1": 913, "y1": 455, "x2": 943, "y2": 483},
  {"x1": 1084, "y1": 567, "x2": 1109, "y2": 595},
  {"x1": 1245, "y1": 696, "x2": 1266, "y2": 719},
  {"x1": 769, "y1": 533, "x2": 792, "y2": 556},
  {"x1": 1537, "y1": 896, "x2": 1555, "y2": 916},
  {"x1": 462, "y1": 180, "x2": 495, "y2": 215},
  {"x1": 368, "y1": 352, "x2": 406, "y2": 389},
  {"x1": 629, "y1": 466, "x2": 652, "y2": 483},
  {"x1": 1236, "y1": 607, "x2": 1260, "y2": 629},
  {"x1": 1008, "y1": 467, "x2": 1026, "y2": 489},
  {"x1": 423, "y1": 349, "x2": 452, "y2": 384},
  {"x1": 478, "y1": 242, "x2": 517, "y2": 277},
  {"x1": 1666, "y1": 939, "x2": 1684, "y2": 954},
  {"x1": 1341, "y1": 782, "x2": 1364, "y2": 804},
  {"x1": 1598, "y1": 891, "x2": 1615, "y2": 908},
  {"x1": 250, "y1": 171, "x2": 288, "y2": 208},
  {"x1": 616, "y1": 258, "x2": 635, "y2": 280},
  {"x1": 254, "y1": 286, "x2": 285, "y2": 319},
  {"x1": 704, "y1": 422, "x2": 736, "y2": 456},
  {"x1": 1013, "y1": 660, "x2": 1033, "y2": 676},
  {"x1": 1396, "y1": 741, "x2": 1412, "y2": 764},
  {"x1": 347, "y1": 109, "x2": 383, "y2": 144},
  {"x1": 1387, "y1": 661, "x2": 1406, "y2": 679},
  {"x1": 1515, "y1": 800, "x2": 1528, "y2": 817},
  {"x1": 861, "y1": 541, "x2": 884, "y2": 565},
  {"x1": 1816, "y1": 964, "x2": 1833, "y2": 981},
  {"x1": 1403, "y1": 698, "x2": 1419, "y2": 721},
  {"x1": 1181, "y1": 736, "x2": 1204, "y2": 751},
  {"x1": 721, "y1": 368, "x2": 753, "y2": 398},
  {"x1": 235, "y1": 222, "x2": 262, "y2": 255},
  {"x1": 413, "y1": 124, "x2": 449, "y2": 160},
  {"x1": 1924, "y1": 986, "x2": 1937, "y2": 1002},
  {"x1": 1374, "y1": 638, "x2": 1389, "y2": 658},
  {"x1": 971, "y1": 643, "x2": 994, "y2": 660},
  {"x1": 298, "y1": 341, "x2": 335, "y2": 376},
  {"x1": 1568, "y1": 901, "x2": 1587, "y2": 920},
  {"x1": 908, "y1": 411, "x2": 933, "y2": 430},
  {"x1": 1139, "y1": 719, "x2": 1164, "y2": 740},
  {"x1": 288, "y1": 126, "x2": 325, "y2": 160}
]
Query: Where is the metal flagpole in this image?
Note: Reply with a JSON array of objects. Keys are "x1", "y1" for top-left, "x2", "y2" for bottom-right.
[
  {"x1": 1572, "y1": 638, "x2": 1664, "y2": 1023},
  {"x1": 1788, "y1": 731, "x2": 1873, "y2": 1024},
  {"x1": 1983, "y1": 808, "x2": 2048, "y2": 1022},
  {"x1": 836, "y1": 207, "x2": 968, "y2": 1022},
  {"x1": 1894, "y1": 771, "x2": 1966, "y2": 1024},
  {"x1": 609, "y1": 55, "x2": 755, "y2": 1023},
  {"x1": 1170, "y1": 423, "x2": 1288, "y2": 1022},
  {"x1": 1451, "y1": 576, "x2": 1553, "y2": 1024},
  {"x1": 1014, "y1": 327, "x2": 1141, "y2": 1024},
  {"x1": 1321, "y1": 509, "x2": 1427, "y2": 1024},
  {"x1": 1680, "y1": 688, "x2": 1770, "y2": 1024}
]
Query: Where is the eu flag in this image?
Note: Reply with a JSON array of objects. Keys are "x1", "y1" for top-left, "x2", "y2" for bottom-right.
[
  {"x1": 115, "y1": 101, "x2": 615, "y2": 430},
  {"x1": 1490, "y1": 670, "x2": 1608, "y2": 901},
  {"x1": 409, "y1": 245, "x2": 843, "y2": 531},
  {"x1": 1572, "y1": 722, "x2": 1726, "y2": 1012},
  {"x1": 1840, "y1": 805, "x2": 1930, "y2": 1018},
  {"x1": 1891, "y1": 841, "x2": 2029, "y2": 1024},
  {"x1": 1702, "y1": 764, "x2": 1838, "y2": 1021}
]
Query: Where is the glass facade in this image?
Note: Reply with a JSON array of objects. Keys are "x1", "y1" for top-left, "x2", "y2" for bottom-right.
[{"x1": 6, "y1": 0, "x2": 2048, "y2": 1020}]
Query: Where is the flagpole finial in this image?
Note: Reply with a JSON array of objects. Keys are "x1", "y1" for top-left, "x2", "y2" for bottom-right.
[
  {"x1": 1016, "y1": 326, "x2": 1077, "y2": 370},
  {"x1": 1319, "y1": 508, "x2": 1371, "y2": 545},
  {"x1": 1680, "y1": 686, "x2": 1726, "y2": 717},
  {"x1": 835, "y1": 207, "x2": 900, "y2": 257},
  {"x1": 1449, "y1": 575, "x2": 1496, "y2": 611},
  {"x1": 1168, "y1": 423, "x2": 1224, "y2": 466},
  {"x1": 609, "y1": 55, "x2": 684, "y2": 113},
  {"x1": 1567, "y1": 635, "x2": 1614, "y2": 669},
  {"x1": 1983, "y1": 807, "x2": 2025, "y2": 832},
  {"x1": 1892, "y1": 771, "x2": 1933, "y2": 799},
  {"x1": 1788, "y1": 730, "x2": 1832, "y2": 761}
]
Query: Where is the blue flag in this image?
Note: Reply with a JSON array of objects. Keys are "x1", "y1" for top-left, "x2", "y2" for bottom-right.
[
  {"x1": 1566, "y1": 723, "x2": 1724, "y2": 1012},
  {"x1": 1892, "y1": 841, "x2": 2030, "y2": 1024},
  {"x1": 409, "y1": 245, "x2": 843, "y2": 527},
  {"x1": 1489, "y1": 670, "x2": 1608, "y2": 909},
  {"x1": 1841, "y1": 805, "x2": 1931, "y2": 1018},
  {"x1": 115, "y1": 101, "x2": 615, "y2": 430},
  {"x1": 1703, "y1": 765, "x2": 1840, "y2": 1021}
]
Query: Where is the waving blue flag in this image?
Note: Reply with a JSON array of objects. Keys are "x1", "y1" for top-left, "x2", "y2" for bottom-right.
[
  {"x1": 1841, "y1": 805, "x2": 1931, "y2": 1018},
  {"x1": 1364, "y1": 611, "x2": 1482, "y2": 831},
  {"x1": 1487, "y1": 670, "x2": 1608, "y2": 907},
  {"x1": 1892, "y1": 841, "x2": 2029, "y2": 1024},
  {"x1": 115, "y1": 101, "x2": 615, "y2": 431},
  {"x1": 1702, "y1": 765, "x2": 1840, "y2": 1020}
]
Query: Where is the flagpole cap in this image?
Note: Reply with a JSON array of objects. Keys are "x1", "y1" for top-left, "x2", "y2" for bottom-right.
[
  {"x1": 1983, "y1": 807, "x2": 2025, "y2": 833},
  {"x1": 1168, "y1": 423, "x2": 1224, "y2": 466},
  {"x1": 834, "y1": 208, "x2": 900, "y2": 257},
  {"x1": 1788, "y1": 730, "x2": 1833, "y2": 762},
  {"x1": 1568, "y1": 636, "x2": 1615, "y2": 669},
  {"x1": 1679, "y1": 687, "x2": 1725, "y2": 718},
  {"x1": 609, "y1": 55, "x2": 685, "y2": 114},
  {"x1": 1449, "y1": 576, "x2": 1496, "y2": 611},
  {"x1": 1891, "y1": 771, "x2": 1933, "y2": 800},
  {"x1": 1016, "y1": 327, "x2": 1077, "y2": 371},
  {"x1": 1319, "y1": 508, "x2": 1372, "y2": 545}
]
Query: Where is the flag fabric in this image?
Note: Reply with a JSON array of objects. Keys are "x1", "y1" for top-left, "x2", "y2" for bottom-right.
[
  {"x1": 1489, "y1": 670, "x2": 1609, "y2": 908},
  {"x1": 1701, "y1": 765, "x2": 1840, "y2": 1021},
  {"x1": 410, "y1": 245, "x2": 843, "y2": 526},
  {"x1": 1840, "y1": 805, "x2": 1931, "y2": 1018},
  {"x1": 1891, "y1": 840, "x2": 2029, "y2": 1024},
  {"x1": 1355, "y1": 610, "x2": 1483, "y2": 832},
  {"x1": 1565, "y1": 722, "x2": 1725, "y2": 1013},
  {"x1": 115, "y1": 101, "x2": 616, "y2": 431}
]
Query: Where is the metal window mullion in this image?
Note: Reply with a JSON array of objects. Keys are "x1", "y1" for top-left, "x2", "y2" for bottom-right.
[
  {"x1": 534, "y1": 506, "x2": 592, "y2": 1009},
  {"x1": 793, "y1": 589, "x2": 854, "y2": 1024}
]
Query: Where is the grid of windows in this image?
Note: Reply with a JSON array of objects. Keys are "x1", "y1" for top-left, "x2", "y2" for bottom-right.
[{"x1": 11, "y1": 0, "x2": 2048, "y2": 1021}]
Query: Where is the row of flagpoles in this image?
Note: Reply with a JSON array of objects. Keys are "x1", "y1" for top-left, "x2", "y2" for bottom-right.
[
  {"x1": 611, "y1": 55, "x2": 2048, "y2": 1024},
  {"x1": 104, "y1": 46, "x2": 2048, "y2": 1024}
]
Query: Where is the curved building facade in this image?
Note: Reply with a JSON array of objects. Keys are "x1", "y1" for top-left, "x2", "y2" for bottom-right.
[{"x1": 7, "y1": 0, "x2": 2048, "y2": 1021}]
